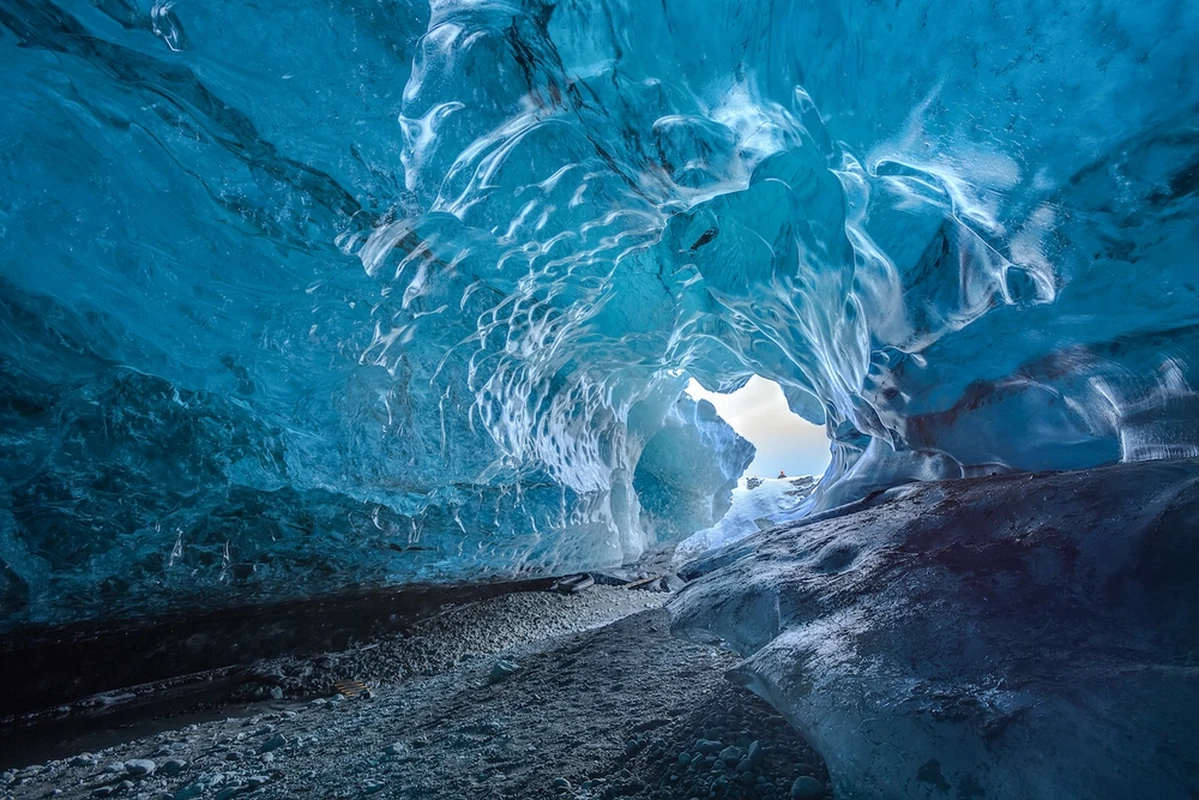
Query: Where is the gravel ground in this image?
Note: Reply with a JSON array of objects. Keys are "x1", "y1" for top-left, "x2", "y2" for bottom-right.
[{"x1": 2, "y1": 588, "x2": 831, "y2": 800}]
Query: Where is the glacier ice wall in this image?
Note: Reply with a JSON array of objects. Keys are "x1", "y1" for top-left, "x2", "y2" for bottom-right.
[{"x1": 1, "y1": 0, "x2": 1197, "y2": 625}]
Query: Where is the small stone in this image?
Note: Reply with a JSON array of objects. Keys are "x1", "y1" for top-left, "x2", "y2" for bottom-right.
[
  {"x1": 328, "y1": 693, "x2": 346, "y2": 705},
  {"x1": 1, "y1": 770, "x2": 15, "y2": 785},
  {"x1": 677, "y1": 753, "x2": 692, "y2": 766},
  {"x1": 245, "y1": 775, "x2": 270, "y2": 789},
  {"x1": 718, "y1": 746, "x2": 743, "y2": 765},
  {"x1": 92, "y1": 788, "x2": 113, "y2": 798},
  {"x1": 790, "y1": 775, "x2": 825, "y2": 800},
  {"x1": 740, "y1": 771, "x2": 757, "y2": 787},
  {"x1": 552, "y1": 777, "x2": 572, "y2": 791},
  {"x1": 260, "y1": 733, "x2": 286, "y2": 753},
  {"x1": 488, "y1": 659, "x2": 520, "y2": 684},
  {"x1": 383, "y1": 742, "x2": 406, "y2": 757},
  {"x1": 748, "y1": 741, "x2": 764, "y2": 767},
  {"x1": 125, "y1": 759, "x2": 156, "y2": 777},
  {"x1": 268, "y1": 686, "x2": 284, "y2": 700},
  {"x1": 106, "y1": 762, "x2": 127, "y2": 774},
  {"x1": 71, "y1": 754, "x2": 98, "y2": 768},
  {"x1": 160, "y1": 760, "x2": 187, "y2": 776},
  {"x1": 360, "y1": 779, "x2": 385, "y2": 795},
  {"x1": 695, "y1": 739, "x2": 723, "y2": 756},
  {"x1": 117, "y1": 780, "x2": 135, "y2": 792}
]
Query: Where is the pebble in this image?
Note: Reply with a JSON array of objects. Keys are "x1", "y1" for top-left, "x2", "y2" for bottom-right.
[
  {"x1": 791, "y1": 775, "x2": 825, "y2": 799},
  {"x1": 160, "y1": 759, "x2": 187, "y2": 776},
  {"x1": 92, "y1": 788, "x2": 113, "y2": 798},
  {"x1": 174, "y1": 772, "x2": 226, "y2": 800},
  {"x1": 677, "y1": 752, "x2": 692, "y2": 766},
  {"x1": 718, "y1": 745, "x2": 743, "y2": 765},
  {"x1": 695, "y1": 739, "x2": 723, "y2": 755},
  {"x1": 70, "y1": 754, "x2": 98, "y2": 768},
  {"x1": 383, "y1": 742, "x2": 406, "y2": 757},
  {"x1": 748, "y1": 740, "x2": 764, "y2": 767},
  {"x1": 1, "y1": 771, "x2": 14, "y2": 785},
  {"x1": 125, "y1": 759, "x2": 156, "y2": 777},
  {"x1": 106, "y1": 762, "x2": 127, "y2": 774},
  {"x1": 117, "y1": 780, "x2": 134, "y2": 792},
  {"x1": 245, "y1": 775, "x2": 270, "y2": 789},
  {"x1": 552, "y1": 777, "x2": 572, "y2": 790},
  {"x1": 260, "y1": 733, "x2": 287, "y2": 753}
]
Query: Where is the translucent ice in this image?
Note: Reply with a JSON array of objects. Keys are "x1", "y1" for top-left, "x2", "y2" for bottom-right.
[{"x1": 1, "y1": 0, "x2": 1197, "y2": 624}]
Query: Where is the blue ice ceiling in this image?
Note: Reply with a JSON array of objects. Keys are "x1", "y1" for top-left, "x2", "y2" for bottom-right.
[{"x1": 1, "y1": 0, "x2": 1197, "y2": 626}]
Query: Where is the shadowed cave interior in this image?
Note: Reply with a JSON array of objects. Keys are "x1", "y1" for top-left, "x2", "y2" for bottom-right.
[{"x1": 1, "y1": 0, "x2": 1198, "y2": 798}]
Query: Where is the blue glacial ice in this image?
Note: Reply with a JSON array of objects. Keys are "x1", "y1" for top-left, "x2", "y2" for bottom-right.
[{"x1": 1, "y1": 0, "x2": 1197, "y2": 625}]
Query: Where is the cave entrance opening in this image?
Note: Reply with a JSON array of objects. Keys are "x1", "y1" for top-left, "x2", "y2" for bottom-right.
[{"x1": 684, "y1": 376, "x2": 831, "y2": 482}]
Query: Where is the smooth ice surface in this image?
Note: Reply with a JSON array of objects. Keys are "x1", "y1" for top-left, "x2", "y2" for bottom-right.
[{"x1": 1, "y1": 0, "x2": 1198, "y2": 624}]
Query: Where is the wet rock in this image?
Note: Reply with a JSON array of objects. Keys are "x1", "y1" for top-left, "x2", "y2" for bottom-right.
[
  {"x1": 160, "y1": 759, "x2": 187, "y2": 776},
  {"x1": 718, "y1": 745, "x2": 743, "y2": 765},
  {"x1": 695, "y1": 739, "x2": 723, "y2": 755},
  {"x1": 125, "y1": 759, "x2": 156, "y2": 777},
  {"x1": 70, "y1": 754, "x2": 98, "y2": 768},
  {"x1": 488, "y1": 659, "x2": 520, "y2": 684},
  {"x1": 382, "y1": 742, "x2": 406, "y2": 757},
  {"x1": 790, "y1": 775, "x2": 824, "y2": 799}
]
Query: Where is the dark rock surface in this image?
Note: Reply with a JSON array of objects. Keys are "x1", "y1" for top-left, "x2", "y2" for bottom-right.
[{"x1": 671, "y1": 459, "x2": 1199, "y2": 799}]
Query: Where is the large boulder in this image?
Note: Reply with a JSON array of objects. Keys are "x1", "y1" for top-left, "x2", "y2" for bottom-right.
[{"x1": 670, "y1": 459, "x2": 1199, "y2": 799}]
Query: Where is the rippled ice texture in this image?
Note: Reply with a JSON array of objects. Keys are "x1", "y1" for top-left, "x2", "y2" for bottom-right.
[{"x1": 1, "y1": 0, "x2": 1196, "y2": 625}]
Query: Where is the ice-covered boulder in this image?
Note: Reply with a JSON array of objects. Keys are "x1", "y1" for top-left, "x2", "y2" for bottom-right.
[{"x1": 670, "y1": 459, "x2": 1199, "y2": 799}]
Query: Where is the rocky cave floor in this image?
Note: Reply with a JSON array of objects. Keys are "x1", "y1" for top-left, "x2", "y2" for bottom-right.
[{"x1": 1, "y1": 587, "x2": 831, "y2": 800}]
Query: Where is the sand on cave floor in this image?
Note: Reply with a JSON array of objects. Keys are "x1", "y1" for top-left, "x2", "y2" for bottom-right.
[{"x1": 3, "y1": 587, "x2": 831, "y2": 800}]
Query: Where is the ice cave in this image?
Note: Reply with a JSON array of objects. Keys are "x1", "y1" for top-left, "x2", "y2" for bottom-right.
[{"x1": 1, "y1": 0, "x2": 1197, "y2": 798}]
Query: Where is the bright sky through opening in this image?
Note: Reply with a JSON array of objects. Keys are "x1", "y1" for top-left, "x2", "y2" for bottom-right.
[{"x1": 685, "y1": 376, "x2": 831, "y2": 479}]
